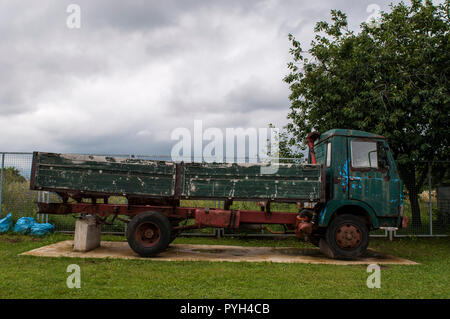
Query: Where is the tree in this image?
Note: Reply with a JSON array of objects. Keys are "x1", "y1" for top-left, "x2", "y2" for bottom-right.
[
  {"x1": 283, "y1": 0, "x2": 449, "y2": 226},
  {"x1": 3, "y1": 167, "x2": 26, "y2": 184}
]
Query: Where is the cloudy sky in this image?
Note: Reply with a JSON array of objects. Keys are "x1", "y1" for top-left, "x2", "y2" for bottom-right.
[{"x1": 0, "y1": 0, "x2": 403, "y2": 156}]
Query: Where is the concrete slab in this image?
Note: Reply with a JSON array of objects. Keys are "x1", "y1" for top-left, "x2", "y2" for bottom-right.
[{"x1": 20, "y1": 240, "x2": 418, "y2": 265}]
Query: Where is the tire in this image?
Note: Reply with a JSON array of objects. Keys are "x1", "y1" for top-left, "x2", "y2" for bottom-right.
[
  {"x1": 308, "y1": 228, "x2": 325, "y2": 247},
  {"x1": 168, "y1": 231, "x2": 179, "y2": 244},
  {"x1": 325, "y1": 214, "x2": 369, "y2": 259},
  {"x1": 126, "y1": 212, "x2": 172, "y2": 257}
]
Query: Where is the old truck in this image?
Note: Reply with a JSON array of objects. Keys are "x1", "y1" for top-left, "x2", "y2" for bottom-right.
[{"x1": 30, "y1": 129, "x2": 408, "y2": 259}]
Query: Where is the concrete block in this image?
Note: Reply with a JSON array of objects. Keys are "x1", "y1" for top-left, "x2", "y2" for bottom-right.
[{"x1": 73, "y1": 215, "x2": 101, "y2": 252}]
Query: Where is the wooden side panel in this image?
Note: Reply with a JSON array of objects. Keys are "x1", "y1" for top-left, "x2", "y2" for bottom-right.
[
  {"x1": 181, "y1": 162, "x2": 322, "y2": 201},
  {"x1": 31, "y1": 152, "x2": 323, "y2": 202},
  {"x1": 32, "y1": 152, "x2": 176, "y2": 197}
]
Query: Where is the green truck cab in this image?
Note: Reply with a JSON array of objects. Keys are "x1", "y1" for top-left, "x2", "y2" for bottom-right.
[{"x1": 307, "y1": 129, "x2": 406, "y2": 258}]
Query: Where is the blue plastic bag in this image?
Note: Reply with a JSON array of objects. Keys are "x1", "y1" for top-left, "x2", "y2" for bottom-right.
[
  {"x1": 0, "y1": 213, "x2": 13, "y2": 233},
  {"x1": 13, "y1": 217, "x2": 55, "y2": 236},
  {"x1": 30, "y1": 223, "x2": 55, "y2": 236},
  {"x1": 13, "y1": 217, "x2": 36, "y2": 234}
]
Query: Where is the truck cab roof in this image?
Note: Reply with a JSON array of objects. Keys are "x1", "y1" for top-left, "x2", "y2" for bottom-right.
[{"x1": 318, "y1": 129, "x2": 385, "y2": 143}]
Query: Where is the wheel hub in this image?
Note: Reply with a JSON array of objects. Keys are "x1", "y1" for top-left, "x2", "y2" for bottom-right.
[
  {"x1": 144, "y1": 229, "x2": 154, "y2": 238},
  {"x1": 135, "y1": 222, "x2": 161, "y2": 248},
  {"x1": 335, "y1": 223, "x2": 362, "y2": 249}
]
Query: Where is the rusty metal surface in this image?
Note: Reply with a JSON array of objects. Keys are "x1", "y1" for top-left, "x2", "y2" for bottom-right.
[
  {"x1": 194, "y1": 208, "x2": 240, "y2": 229},
  {"x1": 314, "y1": 132, "x2": 402, "y2": 228},
  {"x1": 317, "y1": 129, "x2": 385, "y2": 144},
  {"x1": 294, "y1": 214, "x2": 313, "y2": 238},
  {"x1": 37, "y1": 202, "x2": 298, "y2": 228},
  {"x1": 306, "y1": 131, "x2": 320, "y2": 164},
  {"x1": 31, "y1": 152, "x2": 324, "y2": 202},
  {"x1": 346, "y1": 137, "x2": 402, "y2": 218},
  {"x1": 31, "y1": 128, "x2": 404, "y2": 234},
  {"x1": 31, "y1": 152, "x2": 177, "y2": 197},
  {"x1": 181, "y1": 162, "x2": 322, "y2": 201},
  {"x1": 135, "y1": 222, "x2": 161, "y2": 248},
  {"x1": 335, "y1": 223, "x2": 362, "y2": 249}
]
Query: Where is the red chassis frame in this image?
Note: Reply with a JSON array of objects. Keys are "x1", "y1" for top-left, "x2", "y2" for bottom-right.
[{"x1": 36, "y1": 202, "x2": 300, "y2": 232}]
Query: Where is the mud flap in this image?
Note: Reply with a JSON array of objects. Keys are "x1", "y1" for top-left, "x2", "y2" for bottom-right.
[{"x1": 319, "y1": 238, "x2": 336, "y2": 259}]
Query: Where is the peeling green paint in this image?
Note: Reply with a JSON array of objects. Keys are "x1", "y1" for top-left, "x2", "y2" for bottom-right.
[
  {"x1": 181, "y1": 162, "x2": 322, "y2": 200},
  {"x1": 32, "y1": 153, "x2": 323, "y2": 201},
  {"x1": 315, "y1": 132, "x2": 402, "y2": 228}
]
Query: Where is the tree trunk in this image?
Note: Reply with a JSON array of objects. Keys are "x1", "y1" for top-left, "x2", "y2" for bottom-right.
[
  {"x1": 405, "y1": 182, "x2": 422, "y2": 228},
  {"x1": 399, "y1": 165, "x2": 422, "y2": 227}
]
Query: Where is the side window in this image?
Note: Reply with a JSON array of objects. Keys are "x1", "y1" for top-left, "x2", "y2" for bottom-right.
[
  {"x1": 351, "y1": 140, "x2": 378, "y2": 168},
  {"x1": 351, "y1": 140, "x2": 389, "y2": 169},
  {"x1": 326, "y1": 142, "x2": 332, "y2": 167}
]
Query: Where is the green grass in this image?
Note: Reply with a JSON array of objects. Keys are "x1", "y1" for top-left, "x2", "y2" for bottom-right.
[{"x1": 0, "y1": 233, "x2": 449, "y2": 299}]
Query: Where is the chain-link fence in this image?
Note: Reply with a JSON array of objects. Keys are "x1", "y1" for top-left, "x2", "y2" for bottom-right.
[
  {"x1": 0, "y1": 152, "x2": 448, "y2": 238},
  {"x1": 393, "y1": 161, "x2": 450, "y2": 237}
]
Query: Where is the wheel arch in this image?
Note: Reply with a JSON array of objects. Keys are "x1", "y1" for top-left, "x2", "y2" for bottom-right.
[{"x1": 318, "y1": 200, "x2": 379, "y2": 229}]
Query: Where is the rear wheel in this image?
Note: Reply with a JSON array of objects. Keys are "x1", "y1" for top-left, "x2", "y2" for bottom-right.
[
  {"x1": 169, "y1": 231, "x2": 179, "y2": 244},
  {"x1": 126, "y1": 212, "x2": 172, "y2": 257},
  {"x1": 324, "y1": 214, "x2": 369, "y2": 259}
]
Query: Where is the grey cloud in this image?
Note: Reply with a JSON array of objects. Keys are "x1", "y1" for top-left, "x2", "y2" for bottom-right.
[
  {"x1": 53, "y1": 132, "x2": 173, "y2": 156},
  {"x1": 0, "y1": 0, "x2": 402, "y2": 155},
  {"x1": 82, "y1": 0, "x2": 199, "y2": 31},
  {"x1": 78, "y1": 0, "x2": 265, "y2": 32},
  {"x1": 225, "y1": 78, "x2": 288, "y2": 111}
]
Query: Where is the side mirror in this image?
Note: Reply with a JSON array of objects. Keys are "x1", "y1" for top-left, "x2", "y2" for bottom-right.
[{"x1": 380, "y1": 158, "x2": 389, "y2": 170}]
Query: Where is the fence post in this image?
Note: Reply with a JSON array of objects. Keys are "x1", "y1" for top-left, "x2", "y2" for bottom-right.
[
  {"x1": 37, "y1": 191, "x2": 40, "y2": 222},
  {"x1": 428, "y1": 161, "x2": 433, "y2": 236},
  {"x1": 0, "y1": 153, "x2": 4, "y2": 216},
  {"x1": 218, "y1": 200, "x2": 224, "y2": 238},
  {"x1": 45, "y1": 191, "x2": 49, "y2": 223}
]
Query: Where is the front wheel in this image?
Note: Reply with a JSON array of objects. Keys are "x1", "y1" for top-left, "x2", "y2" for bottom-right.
[
  {"x1": 126, "y1": 212, "x2": 172, "y2": 257},
  {"x1": 323, "y1": 214, "x2": 369, "y2": 259}
]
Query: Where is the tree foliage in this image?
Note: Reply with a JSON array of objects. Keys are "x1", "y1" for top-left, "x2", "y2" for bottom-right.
[
  {"x1": 284, "y1": 0, "x2": 449, "y2": 225},
  {"x1": 2, "y1": 167, "x2": 26, "y2": 184}
]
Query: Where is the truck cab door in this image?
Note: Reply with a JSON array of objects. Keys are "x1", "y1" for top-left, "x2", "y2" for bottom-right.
[{"x1": 347, "y1": 138, "x2": 399, "y2": 217}]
